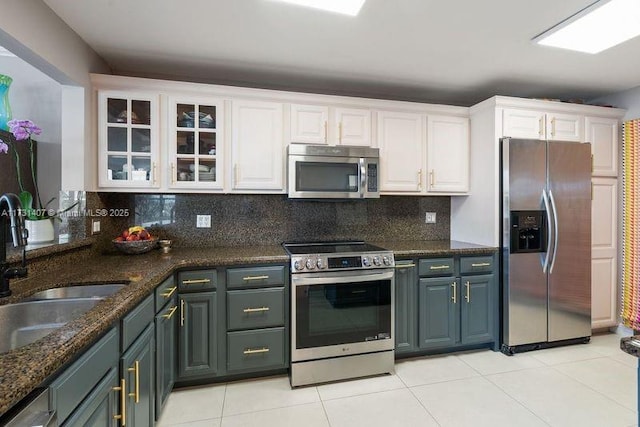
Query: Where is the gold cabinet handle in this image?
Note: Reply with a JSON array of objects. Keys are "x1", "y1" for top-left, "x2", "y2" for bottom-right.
[
  {"x1": 162, "y1": 305, "x2": 178, "y2": 319},
  {"x1": 471, "y1": 262, "x2": 491, "y2": 268},
  {"x1": 395, "y1": 264, "x2": 416, "y2": 269},
  {"x1": 152, "y1": 162, "x2": 157, "y2": 185},
  {"x1": 243, "y1": 347, "x2": 270, "y2": 355},
  {"x1": 171, "y1": 163, "x2": 176, "y2": 184},
  {"x1": 127, "y1": 360, "x2": 140, "y2": 403},
  {"x1": 243, "y1": 306, "x2": 270, "y2": 313},
  {"x1": 429, "y1": 170, "x2": 435, "y2": 188},
  {"x1": 451, "y1": 282, "x2": 457, "y2": 304},
  {"x1": 430, "y1": 265, "x2": 450, "y2": 270},
  {"x1": 243, "y1": 275, "x2": 269, "y2": 281},
  {"x1": 417, "y1": 169, "x2": 422, "y2": 191},
  {"x1": 338, "y1": 122, "x2": 343, "y2": 143},
  {"x1": 113, "y1": 378, "x2": 126, "y2": 425},
  {"x1": 539, "y1": 117, "x2": 544, "y2": 137},
  {"x1": 182, "y1": 278, "x2": 211, "y2": 285},
  {"x1": 160, "y1": 286, "x2": 177, "y2": 298},
  {"x1": 324, "y1": 120, "x2": 328, "y2": 143},
  {"x1": 180, "y1": 299, "x2": 185, "y2": 327},
  {"x1": 465, "y1": 281, "x2": 470, "y2": 303}
]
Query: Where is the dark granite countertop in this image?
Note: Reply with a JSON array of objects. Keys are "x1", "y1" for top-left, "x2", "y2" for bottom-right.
[
  {"x1": 0, "y1": 239, "x2": 495, "y2": 415},
  {"x1": 620, "y1": 336, "x2": 640, "y2": 358}
]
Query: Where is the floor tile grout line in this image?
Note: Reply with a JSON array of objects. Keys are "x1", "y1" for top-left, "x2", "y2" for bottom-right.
[
  {"x1": 318, "y1": 395, "x2": 334, "y2": 427},
  {"x1": 405, "y1": 382, "x2": 443, "y2": 427}
]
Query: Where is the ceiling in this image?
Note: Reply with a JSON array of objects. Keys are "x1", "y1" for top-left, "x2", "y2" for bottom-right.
[{"x1": 42, "y1": 0, "x2": 640, "y2": 106}]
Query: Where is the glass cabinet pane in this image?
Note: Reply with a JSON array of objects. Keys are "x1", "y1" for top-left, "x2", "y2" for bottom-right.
[
  {"x1": 199, "y1": 134, "x2": 216, "y2": 155},
  {"x1": 107, "y1": 127, "x2": 128, "y2": 152},
  {"x1": 177, "y1": 131, "x2": 195, "y2": 155},
  {"x1": 108, "y1": 155, "x2": 128, "y2": 180},
  {"x1": 176, "y1": 158, "x2": 195, "y2": 182},
  {"x1": 199, "y1": 159, "x2": 216, "y2": 182},
  {"x1": 131, "y1": 156, "x2": 151, "y2": 182},
  {"x1": 131, "y1": 100, "x2": 151, "y2": 125},
  {"x1": 177, "y1": 104, "x2": 196, "y2": 127},
  {"x1": 107, "y1": 98, "x2": 127, "y2": 123},
  {"x1": 199, "y1": 105, "x2": 216, "y2": 129},
  {"x1": 132, "y1": 128, "x2": 151, "y2": 153}
]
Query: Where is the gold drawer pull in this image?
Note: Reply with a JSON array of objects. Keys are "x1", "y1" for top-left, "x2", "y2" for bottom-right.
[
  {"x1": 162, "y1": 305, "x2": 178, "y2": 319},
  {"x1": 471, "y1": 262, "x2": 491, "y2": 267},
  {"x1": 113, "y1": 378, "x2": 126, "y2": 425},
  {"x1": 244, "y1": 347, "x2": 270, "y2": 355},
  {"x1": 395, "y1": 264, "x2": 416, "y2": 269},
  {"x1": 451, "y1": 282, "x2": 457, "y2": 304},
  {"x1": 430, "y1": 265, "x2": 450, "y2": 270},
  {"x1": 182, "y1": 278, "x2": 211, "y2": 285},
  {"x1": 160, "y1": 286, "x2": 177, "y2": 298},
  {"x1": 243, "y1": 275, "x2": 270, "y2": 281},
  {"x1": 243, "y1": 306, "x2": 270, "y2": 313},
  {"x1": 180, "y1": 299, "x2": 185, "y2": 327},
  {"x1": 128, "y1": 360, "x2": 140, "y2": 403},
  {"x1": 465, "y1": 281, "x2": 471, "y2": 303}
]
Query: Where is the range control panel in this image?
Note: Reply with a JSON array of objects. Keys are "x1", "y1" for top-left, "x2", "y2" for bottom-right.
[{"x1": 290, "y1": 252, "x2": 395, "y2": 273}]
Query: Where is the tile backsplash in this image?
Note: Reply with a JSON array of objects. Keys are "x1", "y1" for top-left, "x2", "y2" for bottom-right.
[{"x1": 91, "y1": 193, "x2": 450, "y2": 251}]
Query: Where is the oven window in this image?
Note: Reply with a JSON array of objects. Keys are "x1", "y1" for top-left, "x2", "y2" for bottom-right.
[
  {"x1": 295, "y1": 162, "x2": 360, "y2": 192},
  {"x1": 296, "y1": 280, "x2": 392, "y2": 349}
]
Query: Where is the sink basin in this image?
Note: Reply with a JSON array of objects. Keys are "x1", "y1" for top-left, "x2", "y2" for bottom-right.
[
  {"x1": 27, "y1": 284, "x2": 127, "y2": 300},
  {"x1": 0, "y1": 298, "x2": 103, "y2": 354}
]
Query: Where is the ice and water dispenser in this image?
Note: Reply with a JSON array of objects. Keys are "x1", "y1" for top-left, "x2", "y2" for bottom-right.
[{"x1": 510, "y1": 211, "x2": 546, "y2": 253}]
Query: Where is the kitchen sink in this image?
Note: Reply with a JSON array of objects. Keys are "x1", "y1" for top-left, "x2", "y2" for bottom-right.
[
  {"x1": 27, "y1": 284, "x2": 127, "y2": 300},
  {"x1": 0, "y1": 298, "x2": 103, "y2": 354}
]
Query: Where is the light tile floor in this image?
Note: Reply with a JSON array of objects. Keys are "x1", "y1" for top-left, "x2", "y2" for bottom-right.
[{"x1": 158, "y1": 332, "x2": 638, "y2": 427}]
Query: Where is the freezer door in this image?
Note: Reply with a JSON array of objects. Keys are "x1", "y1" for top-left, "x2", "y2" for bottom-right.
[
  {"x1": 501, "y1": 138, "x2": 548, "y2": 346},
  {"x1": 547, "y1": 141, "x2": 592, "y2": 342}
]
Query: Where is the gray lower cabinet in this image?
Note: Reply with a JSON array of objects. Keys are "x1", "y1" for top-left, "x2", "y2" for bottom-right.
[
  {"x1": 178, "y1": 291, "x2": 218, "y2": 379},
  {"x1": 120, "y1": 323, "x2": 155, "y2": 427},
  {"x1": 460, "y1": 274, "x2": 495, "y2": 345},
  {"x1": 418, "y1": 277, "x2": 459, "y2": 349},
  {"x1": 394, "y1": 261, "x2": 417, "y2": 354},
  {"x1": 61, "y1": 367, "x2": 119, "y2": 427}
]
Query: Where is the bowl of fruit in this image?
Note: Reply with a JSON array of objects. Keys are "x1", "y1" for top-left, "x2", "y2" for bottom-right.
[{"x1": 113, "y1": 226, "x2": 158, "y2": 254}]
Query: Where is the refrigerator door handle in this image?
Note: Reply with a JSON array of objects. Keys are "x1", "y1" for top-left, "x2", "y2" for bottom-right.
[
  {"x1": 541, "y1": 189, "x2": 553, "y2": 273},
  {"x1": 549, "y1": 189, "x2": 559, "y2": 273}
]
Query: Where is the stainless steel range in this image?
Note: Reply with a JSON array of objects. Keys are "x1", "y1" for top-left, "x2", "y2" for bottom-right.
[{"x1": 283, "y1": 241, "x2": 395, "y2": 387}]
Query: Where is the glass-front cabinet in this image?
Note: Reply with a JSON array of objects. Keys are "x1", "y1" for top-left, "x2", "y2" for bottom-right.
[
  {"x1": 98, "y1": 91, "x2": 160, "y2": 189},
  {"x1": 169, "y1": 97, "x2": 223, "y2": 190}
]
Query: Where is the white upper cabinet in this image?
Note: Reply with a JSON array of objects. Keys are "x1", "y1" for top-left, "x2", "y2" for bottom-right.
[
  {"x1": 231, "y1": 100, "x2": 285, "y2": 192},
  {"x1": 426, "y1": 115, "x2": 469, "y2": 193},
  {"x1": 334, "y1": 107, "x2": 372, "y2": 146},
  {"x1": 376, "y1": 111, "x2": 424, "y2": 193},
  {"x1": 290, "y1": 104, "x2": 329, "y2": 144},
  {"x1": 585, "y1": 116, "x2": 618, "y2": 177},
  {"x1": 502, "y1": 108, "x2": 581, "y2": 142},
  {"x1": 98, "y1": 91, "x2": 160, "y2": 189},
  {"x1": 168, "y1": 96, "x2": 224, "y2": 190}
]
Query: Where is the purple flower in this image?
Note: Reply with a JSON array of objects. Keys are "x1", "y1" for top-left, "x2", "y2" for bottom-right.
[
  {"x1": 7, "y1": 119, "x2": 42, "y2": 141},
  {"x1": 0, "y1": 140, "x2": 7, "y2": 154}
]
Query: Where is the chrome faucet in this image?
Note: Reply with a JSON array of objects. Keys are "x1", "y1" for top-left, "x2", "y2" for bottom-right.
[{"x1": 0, "y1": 193, "x2": 28, "y2": 297}]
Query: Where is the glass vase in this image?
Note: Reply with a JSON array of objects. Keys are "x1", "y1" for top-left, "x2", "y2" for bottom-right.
[{"x1": 0, "y1": 74, "x2": 12, "y2": 131}]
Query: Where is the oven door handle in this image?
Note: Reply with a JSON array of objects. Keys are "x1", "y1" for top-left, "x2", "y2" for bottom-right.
[{"x1": 292, "y1": 270, "x2": 394, "y2": 286}]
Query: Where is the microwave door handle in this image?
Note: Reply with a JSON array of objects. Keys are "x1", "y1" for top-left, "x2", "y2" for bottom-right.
[{"x1": 359, "y1": 158, "x2": 366, "y2": 198}]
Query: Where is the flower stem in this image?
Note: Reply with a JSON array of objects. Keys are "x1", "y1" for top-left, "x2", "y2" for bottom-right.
[
  {"x1": 11, "y1": 143, "x2": 25, "y2": 192},
  {"x1": 28, "y1": 137, "x2": 44, "y2": 212}
]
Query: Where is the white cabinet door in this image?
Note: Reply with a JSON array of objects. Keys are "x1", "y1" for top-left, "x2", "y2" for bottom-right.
[
  {"x1": 376, "y1": 111, "x2": 424, "y2": 193},
  {"x1": 591, "y1": 177, "x2": 618, "y2": 328},
  {"x1": 502, "y1": 109, "x2": 546, "y2": 140},
  {"x1": 426, "y1": 115, "x2": 469, "y2": 193},
  {"x1": 334, "y1": 107, "x2": 372, "y2": 146},
  {"x1": 98, "y1": 91, "x2": 160, "y2": 189},
  {"x1": 585, "y1": 116, "x2": 618, "y2": 177},
  {"x1": 290, "y1": 104, "x2": 328, "y2": 144},
  {"x1": 231, "y1": 100, "x2": 285, "y2": 191},
  {"x1": 546, "y1": 112, "x2": 582, "y2": 142}
]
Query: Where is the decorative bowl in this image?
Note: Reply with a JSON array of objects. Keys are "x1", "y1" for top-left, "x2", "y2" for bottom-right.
[{"x1": 112, "y1": 238, "x2": 158, "y2": 254}]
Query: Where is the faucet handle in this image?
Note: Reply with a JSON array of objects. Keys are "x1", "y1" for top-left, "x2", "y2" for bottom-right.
[{"x1": 4, "y1": 266, "x2": 28, "y2": 279}]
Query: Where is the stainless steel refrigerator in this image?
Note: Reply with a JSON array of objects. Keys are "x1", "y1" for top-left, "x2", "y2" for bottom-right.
[{"x1": 500, "y1": 137, "x2": 592, "y2": 355}]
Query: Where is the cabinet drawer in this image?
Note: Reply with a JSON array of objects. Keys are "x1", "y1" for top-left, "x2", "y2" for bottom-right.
[
  {"x1": 121, "y1": 295, "x2": 154, "y2": 351},
  {"x1": 227, "y1": 328, "x2": 285, "y2": 372},
  {"x1": 227, "y1": 266, "x2": 285, "y2": 289},
  {"x1": 49, "y1": 327, "x2": 119, "y2": 425},
  {"x1": 460, "y1": 256, "x2": 494, "y2": 274},
  {"x1": 227, "y1": 287, "x2": 285, "y2": 330},
  {"x1": 155, "y1": 275, "x2": 177, "y2": 312},
  {"x1": 178, "y1": 269, "x2": 217, "y2": 292},
  {"x1": 419, "y1": 258, "x2": 455, "y2": 277}
]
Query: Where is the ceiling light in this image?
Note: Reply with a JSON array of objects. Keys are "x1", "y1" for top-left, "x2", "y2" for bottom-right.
[
  {"x1": 534, "y1": 0, "x2": 640, "y2": 54},
  {"x1": 273, "y1": 0, "x2": 366, "y2": 16}
]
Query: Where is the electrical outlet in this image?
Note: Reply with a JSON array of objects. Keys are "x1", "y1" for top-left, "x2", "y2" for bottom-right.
[
  {"x1": 196, "y1": 214, "x2": 211, "y2": 228},
  {"x1": 91, "y1": 219, "x2": 101, "y2": 234},
  {"x1": 425, "y1": 212, "x2": 436, "y2": 224}
]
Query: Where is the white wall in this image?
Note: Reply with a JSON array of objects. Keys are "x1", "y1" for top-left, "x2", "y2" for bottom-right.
[
  {"x1": 0, "y1": 0, "x2": 110, "y2": 191},
  {"x1": 592, "y1": 85, "x2": 640, "y2": 121}
]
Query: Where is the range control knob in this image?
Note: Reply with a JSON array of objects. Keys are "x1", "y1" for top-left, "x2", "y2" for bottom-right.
[
  {"x1": 362, "y1": 257, "x2": 371, "y2": 267},
  {"x1": 293, "y1": 260, "x2": 304, "y2": 271},
  {"x1": 305, "y1": 259, "x2": 316, "y2": 270},
  {"x1": 382, "y1": 256, "x2": 391, "y2": 266},
  {"x1": 316, "y1": 259, "x2": 325, "y2": 269},
  {"x1": 373, "y1": 256, "x2": 381, "y2": 266}
]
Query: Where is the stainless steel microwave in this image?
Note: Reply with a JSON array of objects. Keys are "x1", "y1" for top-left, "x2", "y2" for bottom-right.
[{"x1": 287, "y1": 144, "x2": 380, "y2": 199}]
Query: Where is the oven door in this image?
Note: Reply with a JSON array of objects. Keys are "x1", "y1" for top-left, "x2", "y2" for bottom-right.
[
  {"x1": 291, "y1": 269, "x2": 394, "y2": 362},
  {"x1": 288, "y1": 155, "x2": 366, "y2": 199}
]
